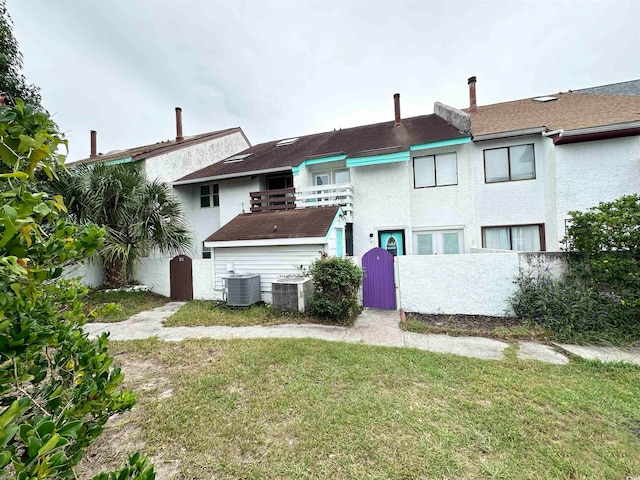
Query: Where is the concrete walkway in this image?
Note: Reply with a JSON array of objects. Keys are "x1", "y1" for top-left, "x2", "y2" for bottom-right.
[{"x1": 84, "y1": 303, "x2": 640, "y2": 365}]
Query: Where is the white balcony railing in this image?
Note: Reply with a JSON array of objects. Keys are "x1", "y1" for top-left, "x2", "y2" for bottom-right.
[{"x1": 295, "y1": 183, "x2": 353, "y2": 220}]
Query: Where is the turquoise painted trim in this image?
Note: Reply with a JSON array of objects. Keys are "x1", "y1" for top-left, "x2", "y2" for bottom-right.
[
  {"x1": 346, "y1": 150, "x2": 409, "y2": 168},
  {"x1": 104, "y1": 157, "x2": 133, "y2": 166},
  {"x1": 410, "y1": 137, "x2": 471, "y2": 151},
  {"x1": 293, "y1": 154, "x2": 347, "y2": 176},
  {"x1": 336, "y1": 228, "x2": 344, "y2": 257},
  {"x1": 323, "y1": 207, "x2": 344, "y2": 244}
]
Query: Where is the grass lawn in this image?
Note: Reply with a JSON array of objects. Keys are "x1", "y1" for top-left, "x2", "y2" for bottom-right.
[
  {"x1": 163, "y1": 300, "x2": 317, "y2": 327},
  {"x1": 84, "y1": 338, "x2": 640, "y2": 479},
  {"x1": 84, "y1": 289, "x2": 170, "y2": 323}
]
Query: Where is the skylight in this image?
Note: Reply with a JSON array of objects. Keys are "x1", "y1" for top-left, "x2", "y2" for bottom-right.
[
  {"x1": 533, "y1": 96, "x2": 558, "y2": 103},
  {"x1": 276, "y1": 137, "x2": 299, "y2": 147},
  {"x1": 224, "y1": 153, "x2": 253, "y2": 163}
]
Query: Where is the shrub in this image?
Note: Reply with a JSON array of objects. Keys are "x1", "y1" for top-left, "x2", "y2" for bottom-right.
[
  {"x1": 309, "y1": 255, "x2": 363, "y2": 324},
  {"x1": 510, "y1": 271, "x2": 640, "y2": 344},
  {"x1": 0, "y1": 101, "x2": 154, "y2": 478}
]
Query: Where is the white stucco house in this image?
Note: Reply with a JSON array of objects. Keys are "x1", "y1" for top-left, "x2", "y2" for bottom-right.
[{"x1": 69, "y1": 106, "x2": 252, "y2": 260}]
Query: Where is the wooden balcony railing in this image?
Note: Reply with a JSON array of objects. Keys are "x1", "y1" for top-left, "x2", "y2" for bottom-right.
[{"x1": 249, "y1": 187, "x2": 296, "y2": 213}]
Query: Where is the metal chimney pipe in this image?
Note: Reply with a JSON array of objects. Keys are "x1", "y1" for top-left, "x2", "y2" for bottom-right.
[
  {"x1": 90, "y1": 130, "x2": 97, "y2": 158},
  {"x1": 394, "y1": 93, "x2": 402, "y2": 127},
  {"x1": 468, "y1": 76, "x2": 477, "y2": 111},
  {"x1": 175, "y1": 107, "x2": 184, "y2": 142}
]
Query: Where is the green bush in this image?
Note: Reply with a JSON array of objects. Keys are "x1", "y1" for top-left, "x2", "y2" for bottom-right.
[
  {"x1": 0, "y1": 101, "x2": 154, "y2": 479},
  {"x1": 309, "y1": 255, "x2": 363, "y2": 324}
]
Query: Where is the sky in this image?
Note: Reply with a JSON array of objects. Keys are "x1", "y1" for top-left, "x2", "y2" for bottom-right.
[{"x1": 6, "y1": 0, "x2": 640, "y2": 161}]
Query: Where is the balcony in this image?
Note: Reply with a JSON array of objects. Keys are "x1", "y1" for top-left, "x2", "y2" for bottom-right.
[
  {"x1": 250, "y1": 183, "x2": 354, "y2": 220},
  {"x1": 249, "y1": 187, "x2": 296, "y2": 213}
]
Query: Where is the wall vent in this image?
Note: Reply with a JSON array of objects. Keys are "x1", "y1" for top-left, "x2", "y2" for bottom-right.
[
  {"x1": 272, "y1": 277, "x2": 314, "y2": 312},
  {"x1": 224, "y1": 274, "x2": 261, "y2": 307}
]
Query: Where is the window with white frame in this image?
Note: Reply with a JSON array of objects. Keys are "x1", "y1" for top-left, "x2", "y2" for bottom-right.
[
  {"x1": 200, "y1": 184, "x2": 219, "y2": 208},
  {"x1": 414, "y1": 153, "x2": 457, "y2": 188},
  {"x1": 314, "y1": 170, "x2": 350, "y2": 186},
  {"x1": 484, "y1": 144, "x2": 535, "y2": 183},
  {"x1": 414, "y1": 229, "x2": 464, "y2": 255},
  {"x1": 202, "y1": 243, "x2": 212, "y2": 259},
  {"x1": 482, "y1": 224, "x2": 544, "y2": 251}
]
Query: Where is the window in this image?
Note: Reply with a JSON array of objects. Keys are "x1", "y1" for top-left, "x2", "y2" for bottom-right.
[
  {"x1": 414, "y1": 153, "x2": 457, "y2": 188},
  {"x1": 202, "y1": 243, "x2": 212, "y2": 259},
  {"x1": 482, "y1": 224, "x2": 544, "y2": 251},
  {"x1": 414, "y1": 230, "x2": 463, "y2": 255},
  {"x1": 484, "y1": 144, "x2": 535, "y2": 183},
  {"x1": 200, "y1": 184, "x2": 219, "y2": 208}
]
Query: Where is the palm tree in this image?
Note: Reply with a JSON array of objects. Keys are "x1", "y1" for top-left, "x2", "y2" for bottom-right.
[{"x1": 50, "y1": 163, "x2": 191, "y2": 287}]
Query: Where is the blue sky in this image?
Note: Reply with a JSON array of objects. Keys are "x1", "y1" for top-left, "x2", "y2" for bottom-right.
[{"x1": 7, "y1": 0, "x2": 640, "y2": 161}]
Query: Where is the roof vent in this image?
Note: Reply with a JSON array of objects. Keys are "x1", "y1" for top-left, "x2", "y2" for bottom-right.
[
  {"x1": 276, "y1": 137, "x2": 299, "y2": 147},
  {"x1": 224, "y1": 153, "x2": 253, "y2": 163},
  {"x1": 533, "y1": 96, "x2": 558, "y2": 103}
]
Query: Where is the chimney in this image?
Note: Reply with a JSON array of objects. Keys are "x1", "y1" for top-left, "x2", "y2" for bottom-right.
[
  {"x1": 175, "y1": 107, "x2": 184, "y2": 142},
  {"x1": 468, "y1": 76, "x2": 477, "y2": 112},
  {"x1": 90, "y1": 130, "x2": 97, "y2": 158},
  {"x1": 394, "y1": 93, "x2": 402, "y2": 127}
]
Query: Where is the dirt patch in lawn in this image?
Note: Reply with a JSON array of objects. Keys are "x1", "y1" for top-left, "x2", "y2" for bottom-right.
[
  {"x1": 75, "y1": 353, "x2": 180, "y2": 480},
  {"x1": 402, "y1": 312, "x2": 552, "y2": 341}
]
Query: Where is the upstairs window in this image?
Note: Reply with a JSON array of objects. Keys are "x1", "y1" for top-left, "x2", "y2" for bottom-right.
[
  {"x1": 484, "y1": 144, "x2": 535, "y2": 183},
  {"x1": 414, "y1": 153, "x2": 457, "y2": 188},
  {"x1": 482, "y1": 224, "x2": 544, "y2": 251},
  {"x1": 200, "y1": 184, "x2": 219, "y2": 208}
]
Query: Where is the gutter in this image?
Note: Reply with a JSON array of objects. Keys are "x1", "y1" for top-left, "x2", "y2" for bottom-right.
[
  {"x1": 173, "y1": 166, "x2": 293, "y2": 186},
  {"x1": 553, "y1": 121, "x2": 640, "y2": 145},
  {"x1": 472, "y1": 127, "x2": 546, "y2": 142}
]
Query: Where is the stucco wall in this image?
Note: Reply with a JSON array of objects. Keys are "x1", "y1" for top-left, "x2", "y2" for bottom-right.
[
  {"x1": 351, "y1": 161, "x2": 412, "y2": 257},
  {"x1": 192, "y1": 259, "x2": 216, "y2": 299},
  {"x1": 135, "y1": 257, "x2": 171, "y2": 297},
  {"x1": 65, "y1": 261, "x2": 104, "y2": 288},
  {"x1": 554, "y1": 136, "x2": 640, "y2": 249},
  {"x1": 145, "y1": 131, "x2": 250, "y2": 183},
  {"x1": 397, "y1": 252, "x2": 567, "y2": 316}
]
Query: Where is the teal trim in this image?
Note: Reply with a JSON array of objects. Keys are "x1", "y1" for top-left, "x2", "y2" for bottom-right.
[
  {"x1": 104, "y1": 157, "x2": 133, "y2": 166},
  {"x1": 293, "y1": 153, "x2": 347, "y2": 176},
  {"x1": 410, "y1": 137, "x2": 471, "y2": 151},
  {"x1": 323, "y1": 207, "x2": 344, "y2": 244},
  {"x1": 336, "y1": 229, "x2": 344, "y2": 257},
  {"x1": 346, "y1": 150, "x2": 409, "y2": 168}
]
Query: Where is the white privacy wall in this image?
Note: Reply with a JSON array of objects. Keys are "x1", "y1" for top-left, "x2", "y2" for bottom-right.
[
  {"x1": 65, "y1": 261, "x2": 104, "y2": 288},
  {"x1": 396, "y1": 252, "x2": 567, "y2": 316},
  {"x1": 135, "y1": 258, "x2": 171, "y2": 298}
]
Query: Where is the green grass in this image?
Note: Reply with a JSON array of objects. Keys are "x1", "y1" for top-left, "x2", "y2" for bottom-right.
[
  {"x1": 163, "y1": 300, "x2": 316, "y2": 327},
  {"x1": 110, "y1": 338, "x2": 640, "y2": 479},
  {"x1": 84, "y1": 290, "x2": 170, "y2": 323}
]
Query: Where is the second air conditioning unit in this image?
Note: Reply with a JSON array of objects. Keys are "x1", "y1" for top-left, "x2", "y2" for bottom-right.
[{"x1": 272, "y1": 277, "x2": 314, "y2": 312}]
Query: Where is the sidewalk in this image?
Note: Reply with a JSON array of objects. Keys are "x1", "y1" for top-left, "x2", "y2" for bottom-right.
[{"x1": 84, "y1": 303, "x2": 640, "y2": 365}]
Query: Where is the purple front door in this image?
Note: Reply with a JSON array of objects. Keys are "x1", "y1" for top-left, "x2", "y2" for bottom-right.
[{"x1": 362, "y1": 247, "x2": 396, "y2": 309}]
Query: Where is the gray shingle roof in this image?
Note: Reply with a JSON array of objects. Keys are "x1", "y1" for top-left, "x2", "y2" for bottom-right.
[{"x1": 575, "y1": 79, "x2": 640, "y2": 96}]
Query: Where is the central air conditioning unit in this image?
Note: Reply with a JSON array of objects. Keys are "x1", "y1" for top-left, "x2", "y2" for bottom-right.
[
  {"x1": 272, "y1": 277, "x2": 314, "y2": 312},
  {"x1": 223, "y1": 274, "x2": 261, "y2": 307}
]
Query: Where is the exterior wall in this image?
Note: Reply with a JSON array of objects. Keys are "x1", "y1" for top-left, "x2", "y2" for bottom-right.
[
  {"x1": 192, "y1": 259, "x2": 216, "y2": 300},
  {"x1": 473, "y1": 135, "x2": 554, "y2": 250},
  {"x1": 350, "y1": 161, "x2": 412, "y2": 256},
  {"x1": 135, "y1": 257, "x2": 171, "y2": 297},
  {"x1": 397, "y1": 252, "x2": 567, "y2": 316},
  {"x1": 65, "y1": 261, "x2": 104, "y2": 288},
  {"x1": 409, "y1": 142, "x2": 475, "y2": 251},
  {"x1": 554, "y1": 136, "x2": 640, "y2": 249},
  {"x1": 145, "y1": 131, "x2": 250, "y2": 183},
  {"x1": 213, "y1": 245, "x2": 326, "y2": 303}
]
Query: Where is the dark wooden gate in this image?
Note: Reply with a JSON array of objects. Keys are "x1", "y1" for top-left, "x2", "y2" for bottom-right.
[
  {"x1": 362, "y1": 247, "x2": 396, "y2": 309},
  {"x1": 170, "y1": 255, "x2": 193, "y2": 301}
]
